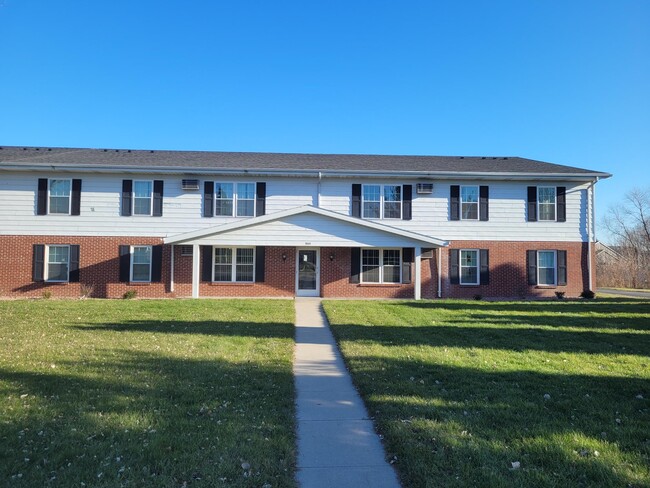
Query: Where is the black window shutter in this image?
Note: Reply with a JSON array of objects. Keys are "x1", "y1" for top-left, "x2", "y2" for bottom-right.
[
  {"x1": 152, "y1": 180, "x2": 164, "y2": 217},
  {"x1": 69, "y1": 245, "x2": 80, "y2": 282},
  {"x1": 37, "y1": 179, "x2": 48, "y2": 215},
  {"x1": 557, "y1": 186, "x2": 566, "y2": 222},
  {"x1": 557, "y1": 250, "x2": 567, "y2": 285},
  {"x1": 480, "y1": 249, "x2": 489, "y2": 285},
  {"x1": 119, "y1": 245, "x2": 131, "y2": 282},
  {"x1": 201, "y1": 245, "x2": 213, "y2": 282},
  {"x1": 351, "y1": 184, "x2": 361, "y2": 218},
  {"x1": 33, "y1": 244, "x2": 45, "y2": 281},
  {"x1": 350, "y1": 247, "x2": 361, "y2": 283},
  {"x1": 71, "y1": 179, "x2": 82, "y2": 216},
  {"x1": 450, "y1": 185, "x2": 460, "y2": 221},
  {"x1": 256, "y1": 182, "x2": 266, "y2": 216},
  {"x1": 402, "y1": 247, "x2": 414, "y2": 284},
  {"x1": 527, "y1": 187, "x2": 537, "y2": 222},
  {"x1": 255, "y1": 246, "x2": 265, "y2": 282},
  {"x1": 121, "y1": 180, "x2": 133, "y2": 217},
  {"x1": 402, "y1": 185, "x2": 412, "y2": 220},
  {"x1": 479, "y1": 186, "x2": 489, "y2": 221},
  {"x1": 204, "y1": 181, "x2": 214, "y2": 217},
  {"x1": 151, "y1": 245, "x2": 163, "y2": 282},
  {"x1": 450, "y1": 249, "x2": 459, "y2": 284},
  {"x1": 527, "y1": 250, "x2": 537, "y2": 285}
]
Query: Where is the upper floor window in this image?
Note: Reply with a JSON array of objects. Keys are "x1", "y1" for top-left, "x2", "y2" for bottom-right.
[
  {"x1": 460, "y1": 186, "x2": 479, "y2": 220},
  {"x1": 133, "y1": 181, "x2": 153, "y2": 215},
  {"x1": 213, "y1": 247, "x2": 255, "y2": 282},
  {"x1": 214, "y1": 183, "x2": 256, "y2": 217},
  {"x1": 49, "y1": 179, "x2": 71, "y2": 214},
  {"x1": 537, "y1": 187, "x2": 556, "y2": 221},
  {"x1": 361, "y1": 248, "x2": 401, "y2": 283},
  {"x1": 362, "y1": 184, "x2": 402, "y2": 219}
]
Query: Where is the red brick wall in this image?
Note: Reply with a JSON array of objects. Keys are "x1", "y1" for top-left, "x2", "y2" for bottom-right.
[{"x1": 0, "y1": 236, "x2": 595, "y2": 299}]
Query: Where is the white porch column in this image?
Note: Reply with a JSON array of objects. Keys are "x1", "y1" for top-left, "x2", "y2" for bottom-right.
[
  {"x1": 414, "y1": 245, "x2": 422, "y2": 300},
  {"x1": 170, "y1": 244, "x2": 175, "y2": 293},
  {"x1": 192, "y1": 244, "x2": 200, "y2": 298}
]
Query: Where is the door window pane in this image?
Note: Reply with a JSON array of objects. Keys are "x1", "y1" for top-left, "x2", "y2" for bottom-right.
[{"x1": 298, "y1": 251, "x2": 317, "y2": 290}]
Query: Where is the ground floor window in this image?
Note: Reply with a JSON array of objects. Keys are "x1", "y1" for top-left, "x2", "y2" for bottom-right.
[
  {"x1": 131, "y1": 246, "x2": 152, "y2": 282},
  {"x1": 537, "y1": 250, "x2": 556, "y2": 285},
  {"x1": 46, "y1": 245, "x2": 70, "y2": 282},
  {"x1": 460, "y1": 249, "x2": 479, "y2": 285},
  {"x1": 361, "y1": 248, "x2": 401, "y2": 283},
  {"x1": 213, "y1": 247, "x2": 255, "y2": 282}
]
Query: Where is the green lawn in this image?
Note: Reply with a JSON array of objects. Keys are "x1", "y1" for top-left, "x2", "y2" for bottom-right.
[
  {"x1": 0, "y1": 299, "x2": 296, "y2": 487},
  {"x1": 323, "y1": 298, "x2": 650, "y2": 488}
]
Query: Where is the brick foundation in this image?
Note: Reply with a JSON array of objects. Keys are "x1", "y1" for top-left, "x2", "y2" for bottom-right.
[{"x1": 0, "y1": 236, "x2": 594, "y2": 299}]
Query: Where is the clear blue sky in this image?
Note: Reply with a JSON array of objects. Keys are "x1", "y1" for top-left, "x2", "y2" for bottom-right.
[{"x1": 1, "y1": 1, "x2": 648, "y2": 242}]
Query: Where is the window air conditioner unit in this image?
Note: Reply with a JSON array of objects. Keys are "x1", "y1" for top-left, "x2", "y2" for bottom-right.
[
  {"x1": 181, "y1": 179, "x2": 200, "y2": 190},
  {"x1": 416, "y1": 183, "x2": 434, "y2": 194}
]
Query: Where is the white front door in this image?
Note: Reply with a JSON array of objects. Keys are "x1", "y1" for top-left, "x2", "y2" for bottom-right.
[{"x1": 296, "y1": 248, "x2": 320, "y2": 297}]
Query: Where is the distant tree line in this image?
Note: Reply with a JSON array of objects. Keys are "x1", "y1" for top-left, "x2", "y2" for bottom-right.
[{"x1": 600, "y1": 187, "x2": 650, "y2": 288}]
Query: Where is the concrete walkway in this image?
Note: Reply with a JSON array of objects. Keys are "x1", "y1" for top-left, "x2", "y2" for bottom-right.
[{"x1": 294, "y1": 298, "x2": 401, "y2": 488}]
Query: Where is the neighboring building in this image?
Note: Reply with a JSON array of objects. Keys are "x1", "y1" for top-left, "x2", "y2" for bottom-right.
[{"x1": 0, "y1": 146, "x2": 610, "y2": 299}]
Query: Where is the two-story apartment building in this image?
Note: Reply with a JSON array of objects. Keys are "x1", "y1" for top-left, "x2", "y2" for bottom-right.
[{"x1": 0, "y1": 146, "x2": 610, "y2": 299}]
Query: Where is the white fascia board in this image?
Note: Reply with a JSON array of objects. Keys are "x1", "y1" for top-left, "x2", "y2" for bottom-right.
[
  {"x1": 0, "y1": 163, "x2": 611, "y2": 181},
  {"x1": 164, "y1": 205, "x2": 448, "y2": 247}
]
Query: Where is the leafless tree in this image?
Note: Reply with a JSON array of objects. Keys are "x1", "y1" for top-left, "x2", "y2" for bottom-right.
[{"x1": 600, "y1": 187, "x2": 650, "y2": 288}]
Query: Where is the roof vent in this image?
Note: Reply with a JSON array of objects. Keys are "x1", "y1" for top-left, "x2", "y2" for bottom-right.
[
  {"x1": 416, "y1": 183, "x2": 434, "y2": 194},
  {"x1": 182, "y1": 179, "x2": 200, "y2": 191}
]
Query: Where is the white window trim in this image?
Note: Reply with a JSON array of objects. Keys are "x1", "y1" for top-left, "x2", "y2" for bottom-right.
[
  {"x1": 537, "y1": 186, "x2": 557, "y2": 222},
  {"x1": 537, "y1": 250, "x2": 557, "y2": 286},
  {"x1": 44, "y1": 244, "x2": 70, "y2": 282},
  {"x1": 361, "y1": 184, "x2": 402, "y2": 220},
  {"x1": 460, "y1": 185, "x2": 479, "y2": 221},
  {"x1": 47, "y1": 178, "x2": 72, "y2": 215},
  {"x1": 212, "y1": 246, "x2": 256, "y2": 283},
  {"x1": 360, "y1": 248, "x2": 402, "y2": 284},
  {"x1": 130, "y1": 245, "x2": 152, "y2": 282},
  {"x1": 459, "y1": 249, "x2": 480, "y2": 285},
  {"x1": 132, "y1": 180, "x2": 154, "y2": 216},
  {"x1": 213, "y1": 182, "x2": 256, "y2": 218}
]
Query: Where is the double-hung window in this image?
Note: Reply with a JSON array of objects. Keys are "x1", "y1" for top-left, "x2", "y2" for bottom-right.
[
  {"x1": 537, "y1": 250, "x2": 556, "y2": 286},
  {"x1": 538, "y1": 187, "x2": 556, "y2": 221},
  {"x1": 133, "y1": 181, "x2": 153, "y2": 216},
  {"x1": 213, "y1": 247, "x2": 255, "y2": 282},
  {"x1": 214, "y1": 183, "x2": 255, "y2": 217},
  {"x1": 131, "y1": 246, "x2": 152, "y2": 282},
  {"x1": 362, "y1": 184, "x2": 402, "y2": 219},
  {"x1": 361, "y1": 249, "x2": 401, "y2": 283},
  {"x1": 460, "y1": 186, "x2": 479, "y2": 220},
  {"x1": 49, "y1": 179, "x2": 71, "y2": 214},
  {"x1": 46, "y1": 245, "x2": 70, "y2": 282},
  {"x1": 459, "y1": 250, "x2": 479, "y2": 285}
]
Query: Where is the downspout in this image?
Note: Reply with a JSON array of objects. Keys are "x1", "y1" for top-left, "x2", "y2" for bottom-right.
[
  {"x1": 587, "y1": 177, "x2": 599, "y2": 291},
  {"x1": 437, "y1": 247, "x2": 442, "y2": 298},
  {"x1": 316, "y1": 171, "x2": 322, "y2": 208},
  {"x1": 170, "y1": 244, "x2": 174, "y2": 293}
]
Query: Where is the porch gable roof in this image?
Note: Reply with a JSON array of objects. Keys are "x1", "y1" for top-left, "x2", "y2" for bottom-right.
[{"x1": 164, "y1": 205, "x2": 447, "y2": 247}]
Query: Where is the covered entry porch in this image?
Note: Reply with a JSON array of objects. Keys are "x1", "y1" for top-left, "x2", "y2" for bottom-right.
[{"x1": 164, "y1": 206, "x2": 447, "y2": 300}]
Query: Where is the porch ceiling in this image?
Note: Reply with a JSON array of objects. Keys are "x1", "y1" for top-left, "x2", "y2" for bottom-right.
[{"x1": 164, "y1": 205, "x2": 447, "y2": 248}]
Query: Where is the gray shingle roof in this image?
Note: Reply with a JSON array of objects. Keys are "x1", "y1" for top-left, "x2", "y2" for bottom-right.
[{"x1": 0, "y1": 145, "x2": 610, "y2": 176}]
